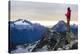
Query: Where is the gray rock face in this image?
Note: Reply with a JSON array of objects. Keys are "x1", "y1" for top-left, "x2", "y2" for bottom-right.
[{"x1": 52, "y1": 20, "x2": 67, "y2": 32}]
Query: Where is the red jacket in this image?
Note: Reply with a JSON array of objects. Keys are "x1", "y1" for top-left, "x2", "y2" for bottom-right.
[{"x1": 65, "y1": 10, "x2": 71, "y2": 20}]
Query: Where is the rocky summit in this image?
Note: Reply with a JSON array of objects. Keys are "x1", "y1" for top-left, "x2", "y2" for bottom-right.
[{"x1": 9, "y1": 20, "x2": 78, "y2": 53}]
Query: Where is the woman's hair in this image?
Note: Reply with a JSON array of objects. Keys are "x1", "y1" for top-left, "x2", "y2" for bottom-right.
[{"x1": 67, "y1": 7, "x2": 71, "y2": 11}]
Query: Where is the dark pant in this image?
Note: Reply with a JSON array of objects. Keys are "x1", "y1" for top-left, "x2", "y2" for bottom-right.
[{"x1": 67, "y1": 18, "x2": 70, "y2": 32}]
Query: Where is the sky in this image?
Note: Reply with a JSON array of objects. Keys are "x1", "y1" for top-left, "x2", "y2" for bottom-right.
[{"x1": 10, "y1": 1, "x2": 78, "y2": 21}]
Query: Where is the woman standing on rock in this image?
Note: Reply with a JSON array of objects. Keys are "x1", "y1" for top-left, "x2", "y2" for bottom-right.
[
  {"x1": 65, "y1": 7, "x2": 71, "y2": 32},
  {"x1": 65, "y1": 7, "x2": 72, "y2": 44}
]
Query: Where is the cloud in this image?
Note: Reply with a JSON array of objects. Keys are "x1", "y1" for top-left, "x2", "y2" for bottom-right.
[{"x1": 11, "y1": 1, "x2": 78, "y2": 21}]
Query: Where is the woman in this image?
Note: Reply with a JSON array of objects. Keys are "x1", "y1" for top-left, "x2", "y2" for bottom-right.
[{"x1": 65, "y1": 7, "x2": 71, "y2": 32}]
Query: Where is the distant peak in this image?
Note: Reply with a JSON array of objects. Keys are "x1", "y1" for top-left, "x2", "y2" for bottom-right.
[
  {"x1": 14, "y1": 19, "x2": 23, "y2": 22},
  {"x1": 58, "y1": 20, "x2": 66, "y2": 24}
]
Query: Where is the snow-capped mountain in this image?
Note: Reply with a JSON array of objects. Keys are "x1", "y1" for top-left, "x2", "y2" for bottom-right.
[
  {"x1": 9, "y1": 19, "x2": 47, "y2": 45},
  {"x1": 10, "y1": 19, "x2": 33, "y2": 30},
  {"x1": 51, "y1": 20, "x2": 78, "y2": 35},
  {"x1": 9, "y1": 20, "x2": 78, "y2": 53}
]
